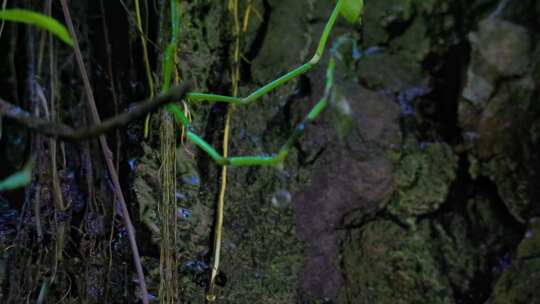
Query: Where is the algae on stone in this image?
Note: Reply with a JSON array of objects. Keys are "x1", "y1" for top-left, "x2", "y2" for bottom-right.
[
  {"x1": 339, "y1": 220, "x2": 453, "y2": 304},
  {"x1": 387, "y1": 140, "x2": 458, "y2": 225}
]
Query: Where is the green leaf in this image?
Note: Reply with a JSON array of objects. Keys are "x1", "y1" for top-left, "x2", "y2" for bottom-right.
[
  {"x1": 0, "y1": 9, "x2": 74, "y2": 46},
  {"x1": 0, "y1": 160, "x2": 33, "y2": 192},
  {"x1": 339, "y1": 0, "x2": 364, "y2": 24}
]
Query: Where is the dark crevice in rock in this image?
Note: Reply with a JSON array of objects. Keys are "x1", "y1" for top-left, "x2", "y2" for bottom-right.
[
  {"x1": 198, "y1": 102, "x2": 227, "y2": 189},
  {"x1": 88, "y1": 0, "x2": 144, "y2": 214},
  {"x1": 296, "y1": 144, "x2": 326, "y2": 167},
  {"x1": 426, "y1": 154, "x2": 524, "y2": 234},
  {"x1": 422, "y1": 44, "x2": 469, "y2": 144},
  {"x1": 448, "y1": 179, "x2": 524, "y2": 303},
  {"x1": 341, "y1": 208, "x2": 407, "y2": 232},
  {"x1": 466, "y1": 1, "x2": 501, "y2": 24},
  {"x1": 198, "y1": 19, "x2": 239, "y2": 291},
  {"x1": 386, "y1": 17, "x2": 416, "y2": 41},
  {"x1": 195, "y1": 22, "x2": 232, "y2": 188},
  {"x1": 262, "y1": 74, "x2": 311, "y2": 150},
  {"x1": 423, "y1": 155, "x2": 525, "y2": 303},
  {"x1": 240, "y1": 0, "x2": 271, "y2": 84}
]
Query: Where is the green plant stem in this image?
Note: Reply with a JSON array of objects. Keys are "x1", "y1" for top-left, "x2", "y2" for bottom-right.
[
  {"x1": 183, "y1": 0, "x2": 342, "y2": 106},
  {"x1": 168, "y1": 0, "x2": 343, "y2": 167},
  {"x1": 161, "y1": 0, "x2": 179, "y2": 93},
  {"x1": 184, "y1": 57, "x2": 335, "y2": 167}
]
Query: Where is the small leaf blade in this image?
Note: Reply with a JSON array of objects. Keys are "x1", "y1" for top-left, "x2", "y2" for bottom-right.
[
  {"x1": 0, "y1": 161, "x2": 33, "y2": 192},
  {"x1": 339, "y1": 0, "x2": 364, "y2": 24},
  {"x1": 0, "y1": 9, "x2": 74, "y2": 46}
]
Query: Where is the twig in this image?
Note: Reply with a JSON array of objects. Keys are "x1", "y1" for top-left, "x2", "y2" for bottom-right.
[{"x1": 0, "y1": 82, "x2": 191, "y2": 141}]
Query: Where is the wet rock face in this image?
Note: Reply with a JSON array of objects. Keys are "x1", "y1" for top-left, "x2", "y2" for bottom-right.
[
  {"x1": 294, "y1": 81, "x2": 400, "y2": 300},
  {"x1": 459, "y1": 16, "x2": 539, "y2": 223}
]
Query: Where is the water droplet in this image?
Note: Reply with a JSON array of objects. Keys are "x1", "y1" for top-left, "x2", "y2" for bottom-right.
[
  {"x1": 147, "y1": 293, "x2": 158, "y2": 301},
  {"x1": 128, "y1": 159, "x2": 137, "y2": 171},
  {"x1": 352, "y1": 47, "x2": 362, "y2": 60},
  {"x1": 337, "y1": 97, "x2": 352, "y2": 116},
  {"x1": 8, "y1": 106, "x2": 23, "y2": 117},
  {"x1": 464, "y1": 132, "x2": 479, "y2": 142},
  {"x1": 418, "y1": 142, "x2": 434, "y2": 150},
  {"x1": 239, "y1": 129, "x2": 247, "y2": 140},
  {"x1": 397, "y1": 84, "x2": 431, "y2": 116},
  {"x1": 271, "y1": 189, "x2": 292, "y2": 208},
  {"x1": 399, "y1": 101, "x2": 415, "y2": 116},
  {"x1": 363, "y1": 46, "x2": 383, "y2": 57},
  {"x1": 181, "y1": 175, "x2": 200, "y2": 186},
  {"x1": 175, "y1": 192, "x2": 187, "y2": 202},
  {"x1": 178, "y1": 208, "x2": 192, "y2": 219},
  {"x1": 184, "y1": 260, "x2": 208, "y2": 272},
  {"x1": 496, "y1": 253, "x2": 511, "y2": 272}
]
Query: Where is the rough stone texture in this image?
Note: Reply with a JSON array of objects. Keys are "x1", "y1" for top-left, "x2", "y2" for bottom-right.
[{"x1": 294, "y1": 81, "x2": 400, "y2": 300}]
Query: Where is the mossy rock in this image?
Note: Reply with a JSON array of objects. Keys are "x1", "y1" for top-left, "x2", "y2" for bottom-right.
[
  {"x1": 387, "y1": 140, "x2": 458, "y2": 225},
  {"x1": 490, "y1": 219, "x2": 540, "y2": 303},
  {"x1": 338, "y1": 220, "x2": 453, "y2": 303}
]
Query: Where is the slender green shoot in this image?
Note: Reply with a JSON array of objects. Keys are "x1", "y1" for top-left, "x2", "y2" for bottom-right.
[{"x1": 173, "y1": 56, "x2": 336, "y2": 167}]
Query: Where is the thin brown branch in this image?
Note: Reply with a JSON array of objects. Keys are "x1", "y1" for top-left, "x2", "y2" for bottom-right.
[{"x1": 0, "y1": 82, "x2": 191, "y2": 141}]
